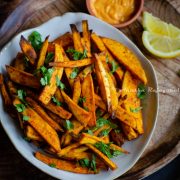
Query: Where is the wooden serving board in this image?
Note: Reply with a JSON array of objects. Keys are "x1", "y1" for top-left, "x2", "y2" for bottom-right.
[{"x1": 0, "y1": 0, "x2": 179, "y2": 179}]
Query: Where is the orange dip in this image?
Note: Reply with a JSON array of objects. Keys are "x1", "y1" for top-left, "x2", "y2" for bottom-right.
[{"x1": 91, "y1": 0, "x2": 135, "y2": 24}]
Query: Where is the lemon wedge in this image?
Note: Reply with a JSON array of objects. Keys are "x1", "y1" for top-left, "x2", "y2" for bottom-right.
[
  {"x1": 142, "y1": 31, "x2": 180, "y2": 58},
  {"x1": 142, "y1": 12, "x2": 180, "y2": 58},
  {"x1": 143, "y1": 12, "x2": 180, "y2": 38}
]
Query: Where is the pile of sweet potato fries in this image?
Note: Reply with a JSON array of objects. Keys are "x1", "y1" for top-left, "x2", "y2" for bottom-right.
[{"x1": 0, "y1": 20, "x2": 147, "y2": 174}]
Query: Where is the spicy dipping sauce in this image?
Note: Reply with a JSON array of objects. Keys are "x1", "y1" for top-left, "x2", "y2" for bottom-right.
[{"x1": 91, "y1": 0, "x2": 135, "y2": 25}]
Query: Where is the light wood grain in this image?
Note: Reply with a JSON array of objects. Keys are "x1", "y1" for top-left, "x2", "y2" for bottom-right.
[{"x1": 0, "y1": 0, "x2": 179, "y2": 179}]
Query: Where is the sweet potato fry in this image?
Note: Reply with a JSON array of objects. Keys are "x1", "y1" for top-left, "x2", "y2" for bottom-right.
[
  {"x1": 6, "y1": 81, "x2": 17, "y2": 96},
  {"x1": 49, "y1": 58, "x2": 94, "y2": 67},
  {"x1": 94, "y1": 53, "x2": 111, "y2": 112},
  {"x1": 35, "y1": 152, "x2": 96, "y2": 174},
  {"x1": 82, "y1": 20, "x2": 91, "y2": 57},
  {"x1": 121, "y1": 124, "x2": 138, "y2": 140},
  {"x1": 26, "y1": 97, "x2": 63, "y2": 132},
  {"x1": 13, "y1": 98, "x2": 61, "y2": 152},
  {"x1": 36, "y1": 36, "x2": 49, "y2": 69},
  {"x1": 44, "y1": 101, "x2": 72, "y2": 120},
  {"x1": 110, "y1": 130, "x2": 125, "y2": 146},
  {"x1": 106, "y1": 72, "x2": 118, "y2": 117},
  {"x1": 0, "y1": 74, "x2": 12, "y2": 111},
  {"x1": 39, "y1": 44, "x2": 64, "y2": 104},
  {"x1": 19, "y1": 35, "x2": 37, "y2": 65},
  {"x1": 81, "y1": 74, "x2": 96, "y2": 127},
  {"x1": 72, "y1": 77, "x2": 81, "y2": 104},
  {"x1": 121, "y1": 71, "x2": 144, "y2": 135},
  {"x1": 26, "y1": 125, "x2": 43, "y2": 141},
  {"x1": 61, "y1": 91, "x2": 91, "y2": 126},
  {"x1": 86, "y1": 144, "x2": 117, "y2": 170},
  {"x1": 69, "y1": 119, "x2": 84, "y2": 135},
  {"x1": 94, "y1": 93, "x2": 106, "y2": 110},
  {"x1": 102, "y1": 37, "x2": 147, "y2": 84},
  {"x1": 54, "y1": 88, "x2": 64, "y2": 102},
  {"x1": 61, "y1": 133, "x2": 72, "y2": 147},
  {"x1": 6, "y1": 65, "x2": 40, "y2": 89},
  {"x1": 70, "y1": 24, "x2": 83, "y2": 52},
  {"x1": 78, "y1": 65, "x2": 92, "y2": 81},
  {"x1": 91, "y1": 33, "x2": 124, "y2": 81},
  {"x1": 115, "y1": 106, "x2": 137, "y2": 130},
  {"x1": 13, "y1": 52, "x2": 25, "y2": 71},
  {"x1": 53, "y1": 32, "x2": 73, "y2": 47}
]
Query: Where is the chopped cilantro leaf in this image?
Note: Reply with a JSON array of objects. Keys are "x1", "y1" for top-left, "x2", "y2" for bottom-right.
[
  {"x1": 70, "y1": 67, "x2": 79, "y2": 79},
  {"x1": 14, "y1": 104, "x2": 26, "y2": 112},
  {"x1": 96, "y1": 118, "x2": 117, "y2": 129},
  {"x1": 23, "y1": 115, "x2": 29, "y2": 121},
  {"x1": 40, "y1": 66, "x2": 54, "y2": 86},
  {"x1": 130, "y1": 107, "x2": 142, "y2": 113},
  {"x1": 64, "y1": 120, "x2": 74, "y2": 130},
  {"x1": 79, "y1": 97, "x2": 86, "y2": 103},
  {"x1": 110, "y1": 61, "x2": 119, "y2": 74},
  {"x1": 45, "y1": 52, "x2": 54, "y2": 65},
  {"x1": 56, "y1": 76, "x2": 65, "y2": 90},
  {"x1": 49, "y1": 163, "x2": 56, "y2": 168},
  {"x1": 99, "y1": 128, "x2": 111, "y2": 137},
  {"x1": 28, "y1": 31, "x2": 42, "y2": 51},
  {"x1": 137, "y1": 84, "x2": 147, "y2": 99},
  {"x1": 66, "y1": 48, "x2": 87, "y2": 60},
  {"x1": 51, "y1": 96, "x2": 62, "y2": 106}
]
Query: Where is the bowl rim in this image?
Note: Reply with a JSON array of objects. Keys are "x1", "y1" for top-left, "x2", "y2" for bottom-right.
[
  {"x1": 86, "y1": 0, "x2": 144, "y2": 28},
  {"x1": 0, "y1": 12, "x2": 159, "y2": 180}
]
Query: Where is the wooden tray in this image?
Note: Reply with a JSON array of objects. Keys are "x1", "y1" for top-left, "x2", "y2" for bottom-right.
[{"x1": 0, "y1": 0, "x2": 179, "y2": 179}]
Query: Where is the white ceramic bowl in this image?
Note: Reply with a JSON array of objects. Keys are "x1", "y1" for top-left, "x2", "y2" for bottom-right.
[{"x1": 0, "y1": 12, "x2": 158, "y2": 180}]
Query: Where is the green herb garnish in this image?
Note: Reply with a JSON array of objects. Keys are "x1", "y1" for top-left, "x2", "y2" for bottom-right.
[
  {"x1": 130, "y1": 107, "x2": 142, "y2": 113},
  {"x1": 66, "y1": 48, "x2": 87, "y2": 60},
  {"x1": 83, "y1": 106, "x2": 89, "y2": 111},
  {"x1": 99, "y1": 128, "x2": 111, "y2": 137},
  {"x1": 14, "y1": 104, "x2": 26, "y2": 112},
  {"x1": 95, "y1": 109, "x2": 103, "y2": 119},
  {"x1": 51, "y1": 96, "x2": 62, "y2": 106},
  {"x1": 23, "y1": 115, "x2": 29, "y2": 121},
  {"x1": 49, "y1": 163, "x2": 56, "y2": 168},
  {"x1": 40, "y1": 66, "x2": 54, "y2": 86},
  {"x1": 64, "y1": 120, "x2": 74, "y2": 130},
  {"x1": 137, "y1": 84, "x2": 147, "y2": 99},
  {"x1": 56, "y1": 76, "x2": 65, "y2": 90},
  {"x1": 45, "y1": 52, "x2": 54, "y2": 65},
  {"x1": 79, "y1": 97, "x2": 86, "y2": 103},
  {"x1": 28, "y1": 31, "x2": 42, "y2": 51},
  {"x1": 110, "y1": 61, "x2": 119, "y2": 74},
  {"x1": 17, "y1": 89, "x2": 27, "y2": 105},
  {"x1": 96, "y1": 118, "x2": 117, "y2": 129},
  {"x1": 106, "y1": 55, "x2": 109, "y2": 63},
  {"x1": 70, "y1": 67, "x2": 79, "y2": 79},
  {"x1": 78, "y1": 155, "x2": 96, "y2": 171},
  {"x1": 94, "y1": 142, "x2": 121, "y2": 158},
  {"x1": 83, "y1": 129, "x2": 94, "y2": 135}
]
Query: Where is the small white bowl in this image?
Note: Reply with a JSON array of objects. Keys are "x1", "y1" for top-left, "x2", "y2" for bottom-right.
[{"x1": 0, "y1": 12, "x2": 159, "y2": 180}]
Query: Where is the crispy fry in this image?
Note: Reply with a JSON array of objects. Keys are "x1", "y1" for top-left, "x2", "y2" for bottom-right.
[
  {"x1": 78, "y1": 65, "x2": 92, "y2": 81},
  {"x1": 110, "y1": 130, "x2": 125, "y2": 146},
  {"x1": 82, "y1": 20, "x2": 91, "y2": 57},
  {"x1": 121, "y1": 124, "x2": 138, "y2": 140},
  {"x1": 72, "y1": 78, "x2": 81, "y2": 104},
  {"x1": 106, "y1": 72, "x2": 118, "y2": 117},
  {"x1": 26, "y1": 97, "x2": 63, "y2": 132},
  {"x1": 13, "y1": 98, "x2": 61, "y2": 152},
  {"x1": 94, "y1": 93, "x2": 106, "y2": 110},
  {"x1": 81, "y1": 74, "x2": 96, "y2": 127},
  {"x1": 93, "y1": 125, "x2": 111, "y2": 136},
  {"x1": 115, "y1": 106, "x2": 137, "y2": 130},
  {"x1": 44, "y1": 101, "x2": 72, "y2": 120},
  {"x1": 26, "y1": 125, "x2": 43, "y2": 141},
  {"x1": 36, "y1": 36, "x2": 49, "y2": 69},
  {"x1": 121, "y1": 71, "x2": 144, "y2": 135},
  {"x1": 39, "y1": 44, "x2": 64, "y2": 104},
  {"x1": 61, "y1": 91, "x2": 91, "y2": 126},
  {"x1": 102, "y1": 37, "x2": 147, "y2": 84},
  {"x1": 94, "y1": 53, "x2": 111, "y2": 112},
  {"x1": 86, "y1": 144, "x2": 117, "y2": 170},
  {"x1": 19, "y1": 35, "x2": 37, "y2": 65},
  {"x1": 61, "y1": 133, "x2": 72, "y2": 147},
  {"x1": 6, "y1": 65, "x2": 40, "y2": 88},
  {"x1": 91, "y1": 33, "x2": 124, "y2": 81},
  {"x1": 54, "y1": 88, "x2": 64, "y2": 102},
  {"x1": 13, "y1": 52, "x2": 25, "y2": 71},
  {"x1": 0, "y1": 74, "x2": 12, "y2": 111},
  {"x1": 35, "y1": 152, "x2": 96, "y2": 174},
  {"x1": 69, "y1": 119, "x2": 84, "y2": 135},
  {"x1": 70, "y1": 24, "x2": 83, "y2": 52},
  {"x1": 53, "y1": 32, "x2": 73, "y2": 47},
  {"x1": 6, "y1": 81, "x2": 17, "y2": 96},
  {"x1": 49, "y1": 58, "x2": 94, "y2": 67}
]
